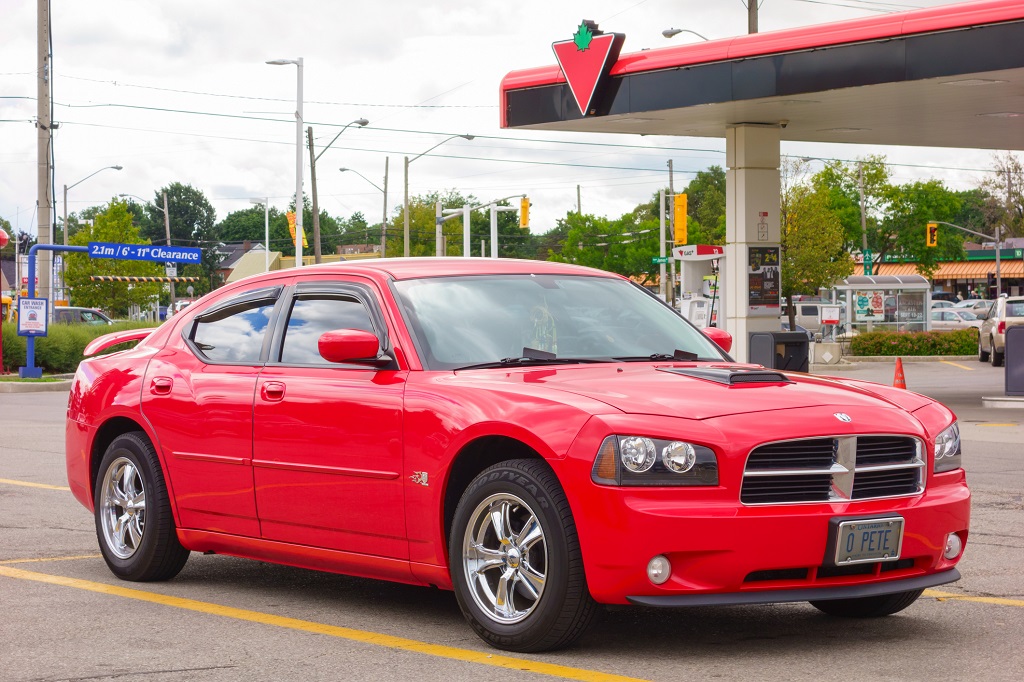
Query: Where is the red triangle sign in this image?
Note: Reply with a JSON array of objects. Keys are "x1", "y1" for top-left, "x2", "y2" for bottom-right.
[{"x1": 552, "y1": 23, "x2": 625, "y2": 116}]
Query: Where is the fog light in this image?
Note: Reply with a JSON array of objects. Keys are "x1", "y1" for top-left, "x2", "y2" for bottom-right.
[
  {"x1": 647, "y1": 555, "x2": 671, "y2": 585},
  {"x1": 944, "y1": 533, "x2": 963, "y2": 560}
]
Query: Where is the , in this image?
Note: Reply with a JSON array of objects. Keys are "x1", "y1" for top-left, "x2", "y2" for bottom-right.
[{"x1": 66, "y1": 258, "x2": 970, "y2": 653}]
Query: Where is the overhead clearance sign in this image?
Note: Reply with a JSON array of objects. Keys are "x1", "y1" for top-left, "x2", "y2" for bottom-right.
[{"x1": 88, "y1": 242, "x2": 202, "y2": 263}]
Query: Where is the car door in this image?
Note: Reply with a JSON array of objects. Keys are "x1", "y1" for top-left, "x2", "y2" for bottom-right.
[
  {"x1": 941, "y1": 311, "x2": 963, "y2": 331},
  {"x1": 252, "y1": 279, "x2": 408, "y2": 559},
  {"x1": 983, "y1": 300, "x2": 1002, "y2": 343},
  {"x1": 951, "y1": 311, "x2": 975, "y2": 330},
  {"x1": 955, "y1": 311, "x2": 982, "y2": 330},
  {"x1": 141, "y1": 285, "x2": 284, "y2": 537}
]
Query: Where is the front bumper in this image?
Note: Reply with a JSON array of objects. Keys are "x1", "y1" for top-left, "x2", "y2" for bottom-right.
[
  {"x1": 558, "y1": 412, "x2": 971, "y2": 605},
  {"x1": 570, "y1": 480, "x2": 969, "y2": 604},
  {"x1": 66, "y1": 416, "x2": 96, "y2": 511}
]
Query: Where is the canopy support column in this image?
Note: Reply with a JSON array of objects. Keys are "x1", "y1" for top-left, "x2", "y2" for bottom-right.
[{"x1": 724, "y1": 124, "x2": 782, "y2": 363}]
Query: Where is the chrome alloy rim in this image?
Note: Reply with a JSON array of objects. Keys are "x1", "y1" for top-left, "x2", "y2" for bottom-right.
[
  {"x1": 462, "y1": 493, "x2": 547, "y2": 624},
  {"x1": 99, "y1": 456, "x2": 147, "y2": 559}
]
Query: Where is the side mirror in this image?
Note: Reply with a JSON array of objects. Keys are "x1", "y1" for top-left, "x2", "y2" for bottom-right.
[
  {"x1": 703, "y1": 326, "x2": 733, "y2": 354},
  {"x1": 976, "y1": 312, "x2": 988, "y2": 320},
  {"x1": 318, "y1": 329, "x2": 381, "y2": 363}
]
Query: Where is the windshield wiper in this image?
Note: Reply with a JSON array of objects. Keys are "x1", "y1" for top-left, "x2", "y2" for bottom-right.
[
  {"x1": 454, "y1": 347, "x2": 611, "y2": 371},
  {"x1": 612, "y1": 350, "x2": 700, "y2": 362}
]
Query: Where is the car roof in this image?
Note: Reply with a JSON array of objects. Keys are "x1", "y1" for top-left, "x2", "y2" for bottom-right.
[{"x1": 241, "y1": 258, "x2": 622, "y2": 283}]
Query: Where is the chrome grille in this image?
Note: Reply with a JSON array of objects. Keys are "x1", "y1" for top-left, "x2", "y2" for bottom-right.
[
  {"x1": 856, "y1": 436, "x2": 918, "y2": 465},
  {"x1": 744, "y1": 438, "x2": 835, "y2": 470},
  {"x1": 741, "y1": 435, "x2": 924, "y2": 505}
]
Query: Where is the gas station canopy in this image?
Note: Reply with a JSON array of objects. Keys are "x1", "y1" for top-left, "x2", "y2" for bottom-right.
[
  {"x1": 501, "y1": 0, "x2": 1024, "y2": 151},
  {"x1": 499, "y1": 0, "x2": 1024, "y2": 362}
]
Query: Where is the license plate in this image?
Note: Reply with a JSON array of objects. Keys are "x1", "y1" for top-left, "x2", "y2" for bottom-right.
[{"x1": 834, "y1": 517, "x2": 904, "y2": 565}]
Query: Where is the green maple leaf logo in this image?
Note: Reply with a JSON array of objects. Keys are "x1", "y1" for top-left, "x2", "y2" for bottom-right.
[{"x1": 573, "y1": 21, "x2": 594, "y2": 51}]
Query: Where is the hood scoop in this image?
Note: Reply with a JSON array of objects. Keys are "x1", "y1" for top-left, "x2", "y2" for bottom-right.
[{"x1": 658, "y1": 367, "x2": 792, "y2": 386}]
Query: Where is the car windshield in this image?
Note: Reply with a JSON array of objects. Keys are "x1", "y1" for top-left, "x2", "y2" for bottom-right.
[{"x1": 393, "y1": 274, "x2": 726, "y2": 370}]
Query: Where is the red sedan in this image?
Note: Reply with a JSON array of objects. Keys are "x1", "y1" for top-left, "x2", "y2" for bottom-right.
[{"x1": 66, "y1": 258, "x2": 969, "y2": 652}]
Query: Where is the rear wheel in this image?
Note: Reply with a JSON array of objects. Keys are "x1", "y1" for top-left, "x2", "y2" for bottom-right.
[
  {"x1": 449, "y1": 459, "x2": 596, "y2": 652},
  {"x1": 978, "y1": 337, "x2": 990, "y2": 362},
  {"x1": 991, "y1": 338, "x2": 1004, "y2": 367},
  {"x1": 94, "y1": 432, "x2": 189, "y2": 581},
  {"x1": 810, "y1": 588, "x2": 923, "y2": 618}
]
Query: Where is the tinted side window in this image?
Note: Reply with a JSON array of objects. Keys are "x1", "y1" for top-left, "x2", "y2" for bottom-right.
[
  {"x1": 800, "y1": 305, "x2": 818, "y2": 316},
  {"x1": 192, "y1": 302, "x2": 275, "y2": 364},
  {"x1": 280, "y1": 295, "x2": 376, "y2": 365}
]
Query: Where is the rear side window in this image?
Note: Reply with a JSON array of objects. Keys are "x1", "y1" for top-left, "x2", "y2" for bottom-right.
[
  {"x1": 1006, "y1": 301, "x2": 1024, "y2": 317},
  {"x1": 192, "y1": 301, "x2": 275, "y2": 364},
  {"x1": 800, "y1": 305, "x2": 818, "y2": 316},
  {"x1": 279, "y1": 295, "x2": 376, "y2": 365}
]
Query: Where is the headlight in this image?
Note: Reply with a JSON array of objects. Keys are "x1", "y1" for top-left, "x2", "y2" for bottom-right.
[
  {"x1": 933, "y1": 422, "x2": 962, "y2": 473},
  {"x1": 592, "y1": 435, "x2": 718, "y2": 486},
  {"x1": 620, "y1": 436, "x2": 656, "y2": 473}
]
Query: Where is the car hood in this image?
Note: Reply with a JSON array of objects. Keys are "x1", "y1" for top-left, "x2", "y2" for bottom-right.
[{"x1": 450, "y1": 363, "x2": 932, "y2": 420}]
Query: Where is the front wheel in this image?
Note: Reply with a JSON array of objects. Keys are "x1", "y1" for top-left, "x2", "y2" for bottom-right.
[
  {"x1": 810, "y1": 588, "x2": 923, "y2": 618},
  {"x1": 449, "y1": 459, "x2": 596, "y2": 652},
  {"x1": 94, "y1": 432, "x2": 189, "y2": 581}
]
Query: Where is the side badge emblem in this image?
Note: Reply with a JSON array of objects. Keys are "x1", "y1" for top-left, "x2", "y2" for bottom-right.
[
  {"x1": 410, "y1": 471, "x2": 429, "y2": 486},
  {"x1": 834, "y1": 413, "x2": 852, "y2": 423}
]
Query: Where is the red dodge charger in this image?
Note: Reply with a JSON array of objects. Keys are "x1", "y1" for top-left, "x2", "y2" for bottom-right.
[{"x1": 66, "y1": 258, "x2": 969, "y2": 652}]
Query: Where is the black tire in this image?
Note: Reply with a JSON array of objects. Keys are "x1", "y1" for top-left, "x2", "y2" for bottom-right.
[
  {"x1": 978, "y1": 337, "x2": 990, "y2": 362},
  {"x1": 94, "y1": 431, "x2": 189, "y2": 581},
  {"x1": 991, "y1": 341, "x2": 1004, "y2": 367},
  {"x1": 810, "y1": 588, "x2": 923, "y2": 618},
  {"x1": 449, "y1": 459, "x2": 597, "y2": 652}
]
